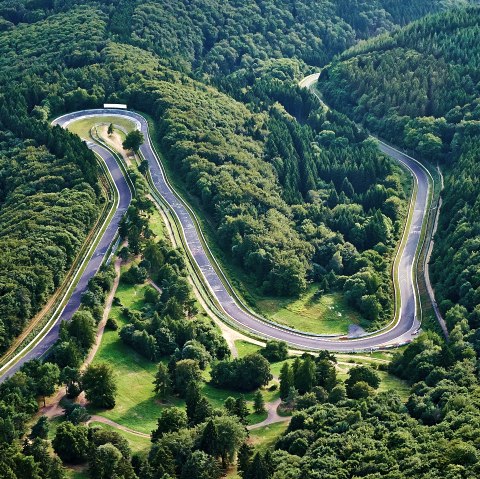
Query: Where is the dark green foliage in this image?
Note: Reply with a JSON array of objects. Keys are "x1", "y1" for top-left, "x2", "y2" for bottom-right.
[
  {"x1": 210, "y1": 353, "x2": 272, "y2": 392},
  {"x1": 0, "y1": 3, "x2": 478, "y2": 478},
  {"x1": 279, "y1": 363, "x2": 294, "y2": 400},
  {"x1": 120, "y1": 325, "x2": 158, "y2": 362},
  {"x1": 234, "y1": 396, "x2": 249, "y2": 424},
  {"x1": 119, "y1": 238, "x2": 228, "y2": 363},
  {"x1": 152, "y1": 407, "x2": 188, "y2": 440},
  {"x1": 253, "y1": 390, "x2": 266, "y2": 414},
  {"x1": 154, "y1": 362, "x2": 172, "y2": 400},
  {"x1": 180, "y1": 450, "x2": 221, "y2": 479},
  {"x1": 52, "y1": 422, "x2": 89, "y2": 464},
  {"x1": 64, "y1": 403, "x2": 89, "y2": 425},
  {"x1": 30, "y1": 416, "x2": 49, "y2": 439},
  {"x1": 81, "y1": 362, "x2": 117, "y2": 409},
  {"x1": 345, "y1": 365, "x2": 380, "y2": 397},
  {"x1": 122, "y1": 129, "x2": 144, "y2": 152},
  {"x1": 198, "y1": 420, "x2": 218, "y2": 457},
  {"x1": 271, "y1": 329, "x2": 480, "y2": 478},
  {"x1": 319, "y1": 7, "x2": 480, "y2": 330},
  {"x1": 0, "y1": 133, "x2": 99, "y2": 351},
  {"x1": 315, "y1": 358, "x2": 337, "y2": 392},
  {"x1": 185, "y1": 381, "x2": 201, "y2": 423},
  {"x1": 173, "y1": 359, "x2": 203, "y2": 397},
  {"x1": 105, "y1": 317, "x2": 118, "y2": 330},
  {"x1": 294, "y1": 355, "x2": 316, "y2": 395},
  {"x1": 260, "y1": 341, "x2": 288, "y2": 363},
  {"x1": 67, "y1": 311, "x2": 96, "y2": 350}
]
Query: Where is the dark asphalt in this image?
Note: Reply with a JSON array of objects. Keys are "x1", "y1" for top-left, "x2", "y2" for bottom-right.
[
  {"x1": 0, "y1": 125, "x2": 132, "y2": 382},
  {"x1": 0, "y1": 106, "x2": 429, "y2": 382}
]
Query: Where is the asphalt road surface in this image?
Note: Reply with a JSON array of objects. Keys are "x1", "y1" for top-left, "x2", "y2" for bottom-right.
[{"x1": 0, "y1": 102, "x2": 430, "y2": 381}]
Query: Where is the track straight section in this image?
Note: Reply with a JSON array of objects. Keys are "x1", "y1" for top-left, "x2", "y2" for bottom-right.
[{"x1": 0, "y1": 101, "x2": 431, "y2": 382}]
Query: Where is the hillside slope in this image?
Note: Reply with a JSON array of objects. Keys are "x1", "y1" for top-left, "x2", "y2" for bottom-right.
[{"x1": 319, "y1": 6, "x2": 480, "y2": 330}]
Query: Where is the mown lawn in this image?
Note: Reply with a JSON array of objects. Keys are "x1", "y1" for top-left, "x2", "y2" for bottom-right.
[
  {"x1": 89, "y1": 280, "x2": 172, "y2": 434},
  {"x1": 235, "y1": 340, "x2": 261, "y2": 357},
  {"x1": 249, "y1": 422, "x2": 289, "y2": 453},
  {"x1": 256, "y1": 288, "x2": 369, "y2": 335},
  {"x1": 67, "y1": 116, "x2": 136, "y2": 140}
]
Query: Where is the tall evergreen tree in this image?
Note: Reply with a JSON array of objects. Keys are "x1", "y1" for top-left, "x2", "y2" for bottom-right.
[
  {"x1": 279, "y1": 363, "x2": 294, "y2": 400},
  {"x1": 199, "y1": 419, "x2": 218, "y2": 456}
]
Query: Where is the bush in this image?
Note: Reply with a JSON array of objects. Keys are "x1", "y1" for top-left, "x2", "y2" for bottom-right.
[
  {"x1": 52, "y1": 422, "x2": 89, "y2": 463},
  {"x1": 106, "y1": 317, "x2": 118, "y2": 331},
  {"x1": 121, "y1": 265, "x2": 148, "y2": 284},
  {"x1": 210, "y1": 353, "x2": 272, "y2": 392},
  {"x1": 260, "y1": 340, "x2": 289, "y2": 362}
]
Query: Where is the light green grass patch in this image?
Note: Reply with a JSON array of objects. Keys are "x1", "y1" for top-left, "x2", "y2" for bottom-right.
[
  {"x1": 336, "y1": 362, "x2": 410, "y2": 400},
  {"x1": 270, "y1": 358, "x2": 295, "y2": 378},
  {"x1": 235, "y1": 340, "x2": 262, "y2": 358},
  {"x1": 249, "y1": 422, "x2": 289, "y2": 453},
  {"x1": 201, "y1": 380, "x2": 279, "y2": 410},
  {"x1": 90, "y1": 325, "x2": 163, "y2": 434},
  {"x1": 90, "y1": 280, "x2": 176, "y2": 434},
  {"x1": 89, "y1": 421, "x2": 151, "y2": 455},
  {"x1": 67, "y1": 116, "x2": 136, "y2": 140},
  {"x1": 247, "y1": 411, "x2": 268, "y2": 425},
  {"x1": 256, "y1": 288, "x2": 369, "y2": 335},
  {"x1": 149, "y1": 206, "x2": 166, "y2": 239}
]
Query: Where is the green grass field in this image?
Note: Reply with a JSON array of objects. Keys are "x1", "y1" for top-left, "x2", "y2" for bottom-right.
[
  {"x1": 235, "y1": 340, "x2": 261, "y2": 357},
  {"x1": 92, "y1": 271, "x2": 279, "y2": 435},
  {"x1": 89, "y1": 279, "x2": 171, "y2": 434},
  {"x1": 256, "y1": 287, "x2": 369, "y2": 335},
  {"x1": 67, "y1": 116, "x2": 136, "y2": 140},
  {"x1": 249, "y1": 422, "x2": 289, "y2": 453}
]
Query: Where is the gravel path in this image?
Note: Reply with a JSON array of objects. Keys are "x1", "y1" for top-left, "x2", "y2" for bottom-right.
[
  {"x1": 247, "y1": 398, "x2": 290, "y2": 431},
  {"x1": 87, "y1": 415, "x2": 151, "y2": 438}
]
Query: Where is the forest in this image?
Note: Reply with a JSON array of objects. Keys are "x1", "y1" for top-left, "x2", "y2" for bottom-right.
[
  {"x1": 1, "y1": 1, "x2": 480, "y2": 479},
  {"x1": 319, "y1": 6, "x2": 480, "y2": 332},
  {"x1": 0, "y1": 2, "x2": 418, "y2": 330}
]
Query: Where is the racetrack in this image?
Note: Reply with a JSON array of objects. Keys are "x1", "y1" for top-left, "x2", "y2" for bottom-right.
[{"x1": 0, "y1": 99, "x2": 432, "y2": 381}]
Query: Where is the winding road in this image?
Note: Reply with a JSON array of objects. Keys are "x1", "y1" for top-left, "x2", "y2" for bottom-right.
[{"x1": 0, "y1": 86, "x2": 433, "y2": 380}]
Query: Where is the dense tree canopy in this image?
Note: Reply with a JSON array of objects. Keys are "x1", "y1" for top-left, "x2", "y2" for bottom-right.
[
  {"x1": 318, "y1": 5, "x2": 480, "y2": 330},
  {"x1": 1, "y1": 2, "x2": 479, "y2": 478}
]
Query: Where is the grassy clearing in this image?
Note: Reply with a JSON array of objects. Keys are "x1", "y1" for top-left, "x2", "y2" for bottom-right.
[
  {"x1": 89, "y1": 421, "x2": 151, "y2": 455},
  {"x1": 89, "y1": 280, "x2": 170, "y2": 434},
  {"x1": 201, "y1": 364, "x2": 280, "y2": 406},
  {"x1": 235, "y1": 340, "x2": 262, "y2": 357},
  {"x1": 247, "y1": 411, "x2": 268, "y2": 425},
  {"x1": 67, "y1": 116, "x2": 136, "y2": 140},
  {"x1": 149, "y1": 205, "x2": 166, "y2": 239},
  {"x1": 256, "y1": 287, "x2": 369, "y2": 335},
  {"x1": 336, "y1": 361, "x2": 410, "y2": 400},
  {"x1": 249, "y1": 422, "x2": 289, "y2": 453}
]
